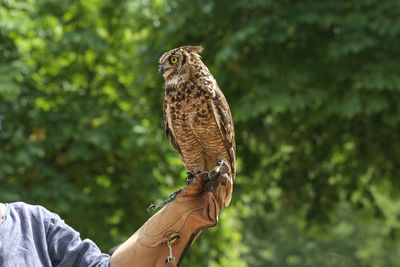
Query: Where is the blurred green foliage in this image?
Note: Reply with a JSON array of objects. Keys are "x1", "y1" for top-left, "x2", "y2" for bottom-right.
[{"x1": 1, "y1": 0, "x2": 400, "y2": 266}]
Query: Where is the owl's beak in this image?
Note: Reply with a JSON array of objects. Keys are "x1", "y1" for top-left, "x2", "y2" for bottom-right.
[{"x1": 158, "y1": 65, "x2": 165, "y2": 74}]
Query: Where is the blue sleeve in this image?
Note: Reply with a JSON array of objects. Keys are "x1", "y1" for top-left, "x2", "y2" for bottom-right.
[{"x1": 45, "y1": 210, "x2": 111, "y2": 267}]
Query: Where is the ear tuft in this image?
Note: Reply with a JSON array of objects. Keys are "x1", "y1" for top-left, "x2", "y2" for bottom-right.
[{"x1": 180, "y1": 45, "x2": 203, "y2": 54}]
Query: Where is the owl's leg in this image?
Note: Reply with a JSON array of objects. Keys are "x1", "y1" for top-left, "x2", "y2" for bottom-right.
[
  {"x1": 186, "y1": 171, "x2": 201, "y2": 184},
  {"x1": 185, "y1": 172, "x2": 195, "y2": 184}
]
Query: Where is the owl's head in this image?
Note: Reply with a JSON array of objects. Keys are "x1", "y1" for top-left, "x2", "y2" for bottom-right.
[{"x1": 158, "y1": 45, "x2": 203, "y2": 80}]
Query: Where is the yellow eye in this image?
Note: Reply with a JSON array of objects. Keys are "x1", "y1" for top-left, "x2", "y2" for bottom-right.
[{"x1": 170, "y1": 56, "x2": 178, "y2": 64}]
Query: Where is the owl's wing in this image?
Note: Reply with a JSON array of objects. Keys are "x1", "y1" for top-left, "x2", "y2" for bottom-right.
[
  {"x1": 163, "y1": 99, "x2": 181, "y2": 153},
  {"x1": 211, "y1": 85, "x2": 236, "y2": 180}
]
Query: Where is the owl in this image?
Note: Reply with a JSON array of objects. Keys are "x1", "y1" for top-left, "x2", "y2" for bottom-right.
[{"x1": 159, "y1": 45, "x2": 236, "y2": 206}]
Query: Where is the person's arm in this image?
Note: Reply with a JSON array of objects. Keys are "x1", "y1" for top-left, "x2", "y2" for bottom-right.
[
  {"x1": 45, "y1": 210, "x2": 110, "y2": 267},
  {"x1": 1, "y1": 161, "x2": 231, "y2": 267},
  {"x1": 110, "y1": 160, "x2": 233, "y2": 267},
  {"x1": 0, "y1": 202, "x2": 110, "y2": 267},
  {"x1": 0, "y1": 203, "x2": 6, "y2": 229}
]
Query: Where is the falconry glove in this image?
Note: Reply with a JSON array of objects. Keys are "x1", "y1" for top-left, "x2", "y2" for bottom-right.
[{"x1": 110, "y1": 160, "x2": 233, "y2": 267}]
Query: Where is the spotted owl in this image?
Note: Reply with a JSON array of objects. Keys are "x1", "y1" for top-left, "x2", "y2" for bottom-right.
[{"x1": 159, "y1": 45, "x2": 236, "y2": 205}]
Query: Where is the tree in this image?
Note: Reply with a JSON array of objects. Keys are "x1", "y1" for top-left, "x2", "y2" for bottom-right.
[{"x1": 1, "y1": 0, "x2": 400, "y2": 266}]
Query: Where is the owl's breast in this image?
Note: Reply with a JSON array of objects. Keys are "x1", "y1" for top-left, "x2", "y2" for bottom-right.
[
  {"x1": 164, "y1": 79, "x2": 229, "y2": 172},
  {"x1": 169, "y1": 80, "x2": 215, "y2": 131}
]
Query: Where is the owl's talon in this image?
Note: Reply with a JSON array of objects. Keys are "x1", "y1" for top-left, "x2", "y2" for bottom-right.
[
  {"x1": 186, "y1": 171, "x2": 197, "y2": 184},
  {"x1": 216, "y1": 158, "x2": 224, "y2": 167},
  {"x1": 208, "y1": 159, "x2": 227, "y2": 180},
  {"x1": 208, "y1": 169, "x2": 220, "y2": 180}
]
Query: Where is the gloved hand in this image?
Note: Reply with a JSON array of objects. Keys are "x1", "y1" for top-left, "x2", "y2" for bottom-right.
[{"x1": 110, "y1": 160, "x2": 233, "y2": 267}]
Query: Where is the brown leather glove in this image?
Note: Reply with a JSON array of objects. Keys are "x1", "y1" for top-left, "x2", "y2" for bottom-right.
[{"x1": 110, "y1": 161, "x2": 233, "y2": 267}]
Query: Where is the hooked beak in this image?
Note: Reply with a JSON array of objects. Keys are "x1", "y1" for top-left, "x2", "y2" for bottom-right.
[{"x1": 158, "y1": 65, "x2": 165, "y2": 74}]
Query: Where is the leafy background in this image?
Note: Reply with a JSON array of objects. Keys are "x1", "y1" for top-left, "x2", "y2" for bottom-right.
[{"x1": 1, "y1": 0, "x2": 400, "y2": 266}]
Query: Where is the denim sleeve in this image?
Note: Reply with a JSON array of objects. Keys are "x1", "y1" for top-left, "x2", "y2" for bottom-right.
[{"x1": 45, "y1": 210, "x2": 111, "y2": 267}]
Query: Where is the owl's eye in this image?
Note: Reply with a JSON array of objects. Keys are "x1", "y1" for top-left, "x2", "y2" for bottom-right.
[{"x1": 170, "y1": 56, "x2": 178, "y2": 64}]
